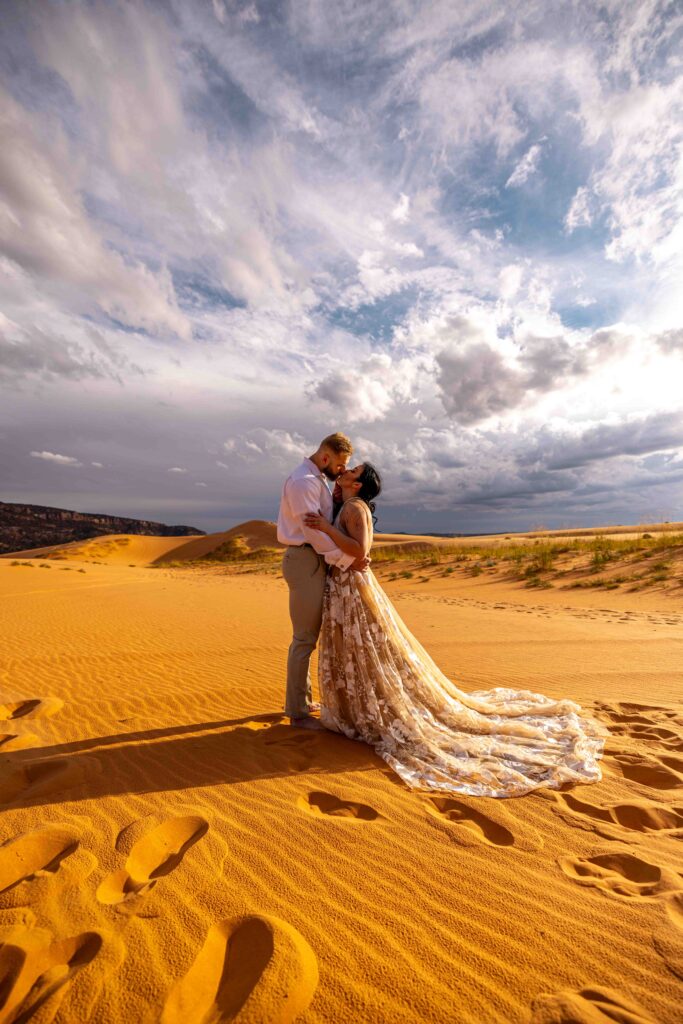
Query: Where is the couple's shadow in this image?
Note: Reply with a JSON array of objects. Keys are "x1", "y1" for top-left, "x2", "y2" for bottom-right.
[{"x1": 0, "y1": 713, "x2": 387, "y2": 811}]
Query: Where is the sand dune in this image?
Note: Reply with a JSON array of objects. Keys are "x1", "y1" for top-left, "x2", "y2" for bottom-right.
[
  {"x1": 2, "y1": 520, "x2": 283, "y2": 566},
  {"x1": 5, "y1": 517, "x2": 683, "y2": 567},
  {"x1": 0, "y1": 537, "x2": 682, "y2": 1022}
]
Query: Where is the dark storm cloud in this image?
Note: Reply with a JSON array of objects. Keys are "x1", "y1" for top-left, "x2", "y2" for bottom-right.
[
  {"x1": 452, "y1": 467, "x2": 580, "y2": 508},
  {"x1": 519, "y1": 412, "x2": 683, "y2": 471}
]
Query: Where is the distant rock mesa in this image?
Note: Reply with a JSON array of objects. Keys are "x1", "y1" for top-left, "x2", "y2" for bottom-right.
[{"x1": 0, "y1": 501, "x2": 205, "y2": 554}]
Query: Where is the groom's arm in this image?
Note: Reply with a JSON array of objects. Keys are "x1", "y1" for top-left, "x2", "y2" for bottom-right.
[{"x1": 287, "y1": 478, "x2": 356, "y2": 570}]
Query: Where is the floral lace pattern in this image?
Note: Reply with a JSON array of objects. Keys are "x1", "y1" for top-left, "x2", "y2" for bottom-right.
[{"x1": 319, "y1": 501, "x2": 608, "y2": 798}]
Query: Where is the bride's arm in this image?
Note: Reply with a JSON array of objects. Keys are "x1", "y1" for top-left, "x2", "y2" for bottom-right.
[
  {"x1": 301, "y1": 512, "x2": 364, "y2": 558},
  {"x1": 304, "y1": 500, "x2": 371, "y2": 559},
  {"x1": 342, "y1": 500, "x2": 372, "y2": 558}
]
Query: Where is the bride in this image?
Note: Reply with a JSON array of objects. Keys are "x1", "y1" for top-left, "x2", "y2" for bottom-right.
[{"x1": 303, "y1": 463, "x2": 608, "y2": 798}]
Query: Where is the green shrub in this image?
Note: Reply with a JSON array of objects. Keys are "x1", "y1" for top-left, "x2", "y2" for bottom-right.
[{"x1": 589, "y1": 537, "x2": 615, "y2": 571}]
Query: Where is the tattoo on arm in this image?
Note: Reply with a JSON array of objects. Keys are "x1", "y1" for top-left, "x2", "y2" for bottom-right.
[
  {"x1": 343, "y1": 500, "x2": 371, "y2": 553},
  {"x1": 347, "y1": 505, "x2": 362, "y2": 531}
]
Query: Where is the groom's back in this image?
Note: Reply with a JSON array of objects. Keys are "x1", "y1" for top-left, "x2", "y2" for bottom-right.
[{"x1": 277, "y1": 458, "x2": 319, "y2": 544}]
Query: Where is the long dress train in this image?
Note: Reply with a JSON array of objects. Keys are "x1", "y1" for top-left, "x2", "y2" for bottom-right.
[{"x1": 318, "y1": 499, "x2": 608, "y2": 798}]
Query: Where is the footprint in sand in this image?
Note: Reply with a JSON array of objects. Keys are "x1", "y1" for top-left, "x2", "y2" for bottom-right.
[
  {"x1": 610, "y1": 753, "x2": 683, "y2": 790},
  {"x1": 0, "y1": 825, "x2": 79, "y2": 894},
  {"x1": 531, "y1": 984, "x2": 655, "y2": 1023},
  {"x1": 298, "y1": 791, "x2": 381, "y2": 821},
  {"x1": 558, "y1": 850, "x2": 676, "y2": 900},
  {"x1": 597, "y1": 701, "x2": 682, "y2": 727},
  {"x1": 612, "y1": 723, "x2": 683, "y2": 750},
  {"x1": 595, "y1": 701, "x2": 657, "y2": 722},
  {"x1": 598, "y1": 701, "x2": 683, "y2": 753},
  {"x1": 160, "y1": 914, "x2": 318, "y2": 1024},
  {"x1": 426, "y1": 797, "x2": 516, "y2": 847},
  {"x1": 653, "y1": 891, "x2": 683, "y2": 981},
  {"x1": 0, "y1": 698, "x2": 63, "y2": 721},
  {"x1": 264, "y1": 732, "x2": 317, "y2": 749},
  {"x1": 264, "y1": 730, "x2": 320, "y2": 771},
  {"x1": 621, "y1": 702, "x2": 679, "y2": 714},
  {"x1": 96, "y1": 815, "x2": 208, "y2": 905},
  {"x1": 0, "y1": 929, "x2": 102, "y2": 1023},
  {"x1": 552, "y1": 791, "x2": 683, "y2": 838}
]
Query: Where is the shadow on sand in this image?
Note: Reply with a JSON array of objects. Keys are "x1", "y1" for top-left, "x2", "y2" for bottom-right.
[{"x1": 0, "y1": 713, "x2": 386, "y2": 811}]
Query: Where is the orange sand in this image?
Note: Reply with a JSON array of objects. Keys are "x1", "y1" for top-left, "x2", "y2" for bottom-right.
[{"x1": 1, "y1": 531, "x2": 682, "y2": 1023}]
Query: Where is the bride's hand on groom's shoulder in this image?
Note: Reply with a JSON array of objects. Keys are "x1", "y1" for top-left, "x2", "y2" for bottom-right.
[{"x1": 303, "y1": 511, "x2": 328, "y2": 533}]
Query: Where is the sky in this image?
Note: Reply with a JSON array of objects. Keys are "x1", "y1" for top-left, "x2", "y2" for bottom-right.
[{"x1": 1, "y1": 0, "x2": 682, "y2": 535}]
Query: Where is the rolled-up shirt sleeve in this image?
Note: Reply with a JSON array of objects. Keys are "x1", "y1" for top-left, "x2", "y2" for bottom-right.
[{"x1": 287, "y1": 478, "x2": 356, "y2": 570}]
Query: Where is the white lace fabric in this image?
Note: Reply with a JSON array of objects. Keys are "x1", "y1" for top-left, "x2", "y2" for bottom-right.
[{"x1": 318, "y1": 501, "x2": 608, "y2": 798}]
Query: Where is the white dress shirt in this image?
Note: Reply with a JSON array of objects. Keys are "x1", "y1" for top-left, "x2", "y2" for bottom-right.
[{"x1": 277, "y1": 458, "x2": 356, "y2": 570}]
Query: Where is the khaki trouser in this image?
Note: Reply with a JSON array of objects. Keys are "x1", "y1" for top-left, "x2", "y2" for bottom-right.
[{"x1": 282, "y1": 545, "x2": 327, "y2": 718}]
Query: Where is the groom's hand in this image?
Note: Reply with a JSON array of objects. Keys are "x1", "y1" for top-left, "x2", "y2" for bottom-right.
[
  {"x1": 351, "y1": 555, "x2": 370, "y2": 572},
  {"x1": 303, "y1": 510, "x2": 327, "y2": 532}
]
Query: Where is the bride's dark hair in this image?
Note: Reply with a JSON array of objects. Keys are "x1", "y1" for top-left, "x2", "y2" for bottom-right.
[{"x1": 357, "y1": 463, "x2": 382, "y2": 525}]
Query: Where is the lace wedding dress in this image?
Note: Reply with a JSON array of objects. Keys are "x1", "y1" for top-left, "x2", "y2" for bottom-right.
[{"x1": 319, "y1": 499, "x2": 608, "y2": 798}]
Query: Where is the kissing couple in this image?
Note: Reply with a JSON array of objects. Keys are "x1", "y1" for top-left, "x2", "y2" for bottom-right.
[{"x1": 276, "y1": 432, "x2": 607, "y2": 798}]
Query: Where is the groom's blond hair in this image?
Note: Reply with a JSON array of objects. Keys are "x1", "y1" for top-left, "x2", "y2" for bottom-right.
[{"x1": 319, "y1": 432, "x2": 353, "y2": 456}]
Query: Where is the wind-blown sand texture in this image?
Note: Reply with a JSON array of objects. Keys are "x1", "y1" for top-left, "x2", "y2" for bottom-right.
[{"x1": 1, "y1": 524, "x2": 682, "y2": 1023}]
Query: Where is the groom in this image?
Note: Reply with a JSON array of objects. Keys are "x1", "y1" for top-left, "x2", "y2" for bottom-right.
[{"x1": 277, "y1": 432, "x2": 369, "y2": 727}]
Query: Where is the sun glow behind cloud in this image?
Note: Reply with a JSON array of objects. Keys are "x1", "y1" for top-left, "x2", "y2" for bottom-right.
[{"x1": 1, "y1": 0, "x2": 682, "y2": 532}]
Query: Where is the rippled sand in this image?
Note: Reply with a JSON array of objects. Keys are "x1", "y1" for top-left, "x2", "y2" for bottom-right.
[{"x1": 1, "y1": 537, "x2": 682, "y2": 1023}]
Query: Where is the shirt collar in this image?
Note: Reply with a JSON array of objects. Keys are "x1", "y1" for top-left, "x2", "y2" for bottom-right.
[
  {"x1": 304, "y1": 457, "x2": 331, "y2": 490},
  {"x1": 304, "y1": 456, "x2": 322, "y2": 478}
]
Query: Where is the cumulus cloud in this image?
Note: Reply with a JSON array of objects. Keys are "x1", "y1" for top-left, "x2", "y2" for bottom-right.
[
  {"x1": 517, "y1": 333, "x2": 587, "y2": 390},
  {"x1": 436, "y1": 341, "x2": 524, "y2": 424},
  {"x1": 498, "y1": 264, "x2": 523, "y2": 300},
  {"x1": 309, "y1": 351, "x2": 425, "y2": 423},
  {"x1": 30, "y1": 451, "x2": 83, "y2": 466},
  {"x1": 655, "y1": 329, "x2": 683, "y2": 354},
  {"x1": 167, "y1": 467, "x2": 187, "y2": 473},
  {"x1": 429, "y1": 311, "x2": 637, "y2": 425},
  {"x1": 312, "y1": 372, "x2": 394, "y2": 423},
  {"x1": 223, "y1": 429, "x2": 311, "y2": 462}
]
